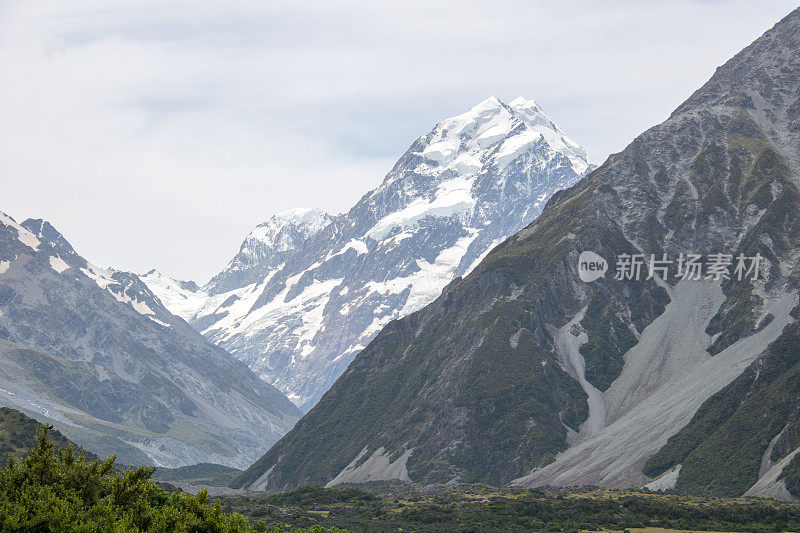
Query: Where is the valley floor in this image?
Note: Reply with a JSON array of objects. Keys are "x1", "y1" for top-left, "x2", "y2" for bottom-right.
[{"x1": 214, "y1": 482, "x2": 800, "y2": 532}]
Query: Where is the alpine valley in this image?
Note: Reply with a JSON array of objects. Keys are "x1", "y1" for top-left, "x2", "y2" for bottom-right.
[
  {"x1": 231, "y1": 7, "x2": 800, "y2": 501},
  {"x1": 143, "y1": 96, "x2": 595, "y2": 411},
  {"x1": 0, "y1": 214, "x2": 300, "y2": 469}
]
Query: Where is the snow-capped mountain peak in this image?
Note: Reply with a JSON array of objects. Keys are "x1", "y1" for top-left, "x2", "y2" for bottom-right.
[
  {"x1": 508, "y1": 97, "x2": 592, "y2": 173},
  {"x1": 419, "y1": 96, "x2": 593, "y2": 179},
  {"x1": 145, "y1": 96, "x2": 595, "y2": 411},
  {"x1": 206, "y1": 207, "x2": 333, "y2": 294},
  {"x1": 248, "y1": 208, "x2": 331, "y2": 251}
]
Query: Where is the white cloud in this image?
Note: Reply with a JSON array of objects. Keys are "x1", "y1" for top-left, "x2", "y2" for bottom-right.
[{"x1": 0, "y1": 0, "x2": 796, "y2": 281}]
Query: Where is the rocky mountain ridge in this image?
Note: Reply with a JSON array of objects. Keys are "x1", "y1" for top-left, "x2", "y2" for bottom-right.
[{"x1": 0, "y1": 212, "x2": 300, "y2": 468}]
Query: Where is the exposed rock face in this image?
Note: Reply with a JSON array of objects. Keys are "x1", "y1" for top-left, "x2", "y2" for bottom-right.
[
  {"x1": 145, "y1": 97, "x2": 594, "y2": 411},
  {"x1": 0, "y1": 214, "x2": 300, "y2": 468},
  {"x1": 231, "y1": 8, "x2": 800, "y2": 495}
]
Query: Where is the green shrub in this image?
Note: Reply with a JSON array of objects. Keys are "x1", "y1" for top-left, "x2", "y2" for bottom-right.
[{"x1": 0, "y1": 424, "x2": 347, "y2": 532}]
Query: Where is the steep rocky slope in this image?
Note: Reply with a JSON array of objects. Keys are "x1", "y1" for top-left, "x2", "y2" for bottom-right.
[
  {"x1": 145, "y1": 97, "x2": 594, "y2": 411},
  {"x1": 232, "y1": 8, "x2": 800, "y2": 495},
  {"x1": 0, "y1": 406, "x2": 95, "y2": 461},
  {"x1": 0, "y1": 214, "x2": 300, "y2": 468}
]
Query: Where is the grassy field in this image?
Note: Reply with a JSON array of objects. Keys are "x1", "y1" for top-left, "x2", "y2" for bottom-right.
[{"x1": 216, "y1": 483, "x2": 800, "y2": 532}]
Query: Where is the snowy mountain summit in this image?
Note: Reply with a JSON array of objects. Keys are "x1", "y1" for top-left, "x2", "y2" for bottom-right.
[
  {"x1": 208, "y1": 208, "x2": 333, "y2": 294},
  {"x1": 145, "y1": 96, "x2": 595, "y2": 411}
]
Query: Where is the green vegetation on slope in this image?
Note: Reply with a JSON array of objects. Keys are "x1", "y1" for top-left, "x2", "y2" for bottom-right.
[
  {"x1": 579, "y1": 297, "x2": 639, "y2": 391},
  {"x1": 0, "y1": 406, "x2": 84, "y2": 461},
  {"x1": 644, "y1": 321, "x2": 800, "y2": 496},
  {"x1": 0, "y1": 423, "x2": 344, "y2": 532},
  {"x1": 780, "y1": 452, "x2": 800, "y2": 499}
]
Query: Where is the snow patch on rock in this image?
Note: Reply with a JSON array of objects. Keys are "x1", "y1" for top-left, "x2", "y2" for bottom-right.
[
  {"x1": 366, "y1": 176, "x2": 477, "y2": 240},
  {"x1": 140, "y1": 270, "x2": 208, "y2": 320},
  {"x1": 48, "y1": 256, "x2": 70, "y2": 273},
  {"x1": 80, "y1": 263, "x2": 117, "y2": 290},
  {"x1": 0, "y1": 212, "x2": 41, "y2": 250}
]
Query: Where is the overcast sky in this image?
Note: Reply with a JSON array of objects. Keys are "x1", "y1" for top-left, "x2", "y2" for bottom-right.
[{"x1": 1, "y1": 1, "x2": 797, "y2": 282}]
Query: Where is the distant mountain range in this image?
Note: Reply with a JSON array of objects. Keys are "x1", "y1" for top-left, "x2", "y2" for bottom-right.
[
  {"x1": 144, "y1": 96, "x2": 595, "y2": 411},
  {"x1": 0, "y1": 213, "x2": 300, "y2": 468},
  {"x1": 7, "y1": 6, "x2": 797, "y2": 503},
  {"x1": 231, "y1": 7, "x2": 800, "y2": 501}
]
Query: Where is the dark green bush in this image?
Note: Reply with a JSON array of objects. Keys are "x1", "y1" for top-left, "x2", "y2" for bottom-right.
[{"x1": 0, "y1": 424, "x2": 346, "y2": 532}]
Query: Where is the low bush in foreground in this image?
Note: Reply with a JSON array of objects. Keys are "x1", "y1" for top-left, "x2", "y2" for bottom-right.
[{"x1": 0, "y1": 424, "x2": 345, "y2": 532}]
